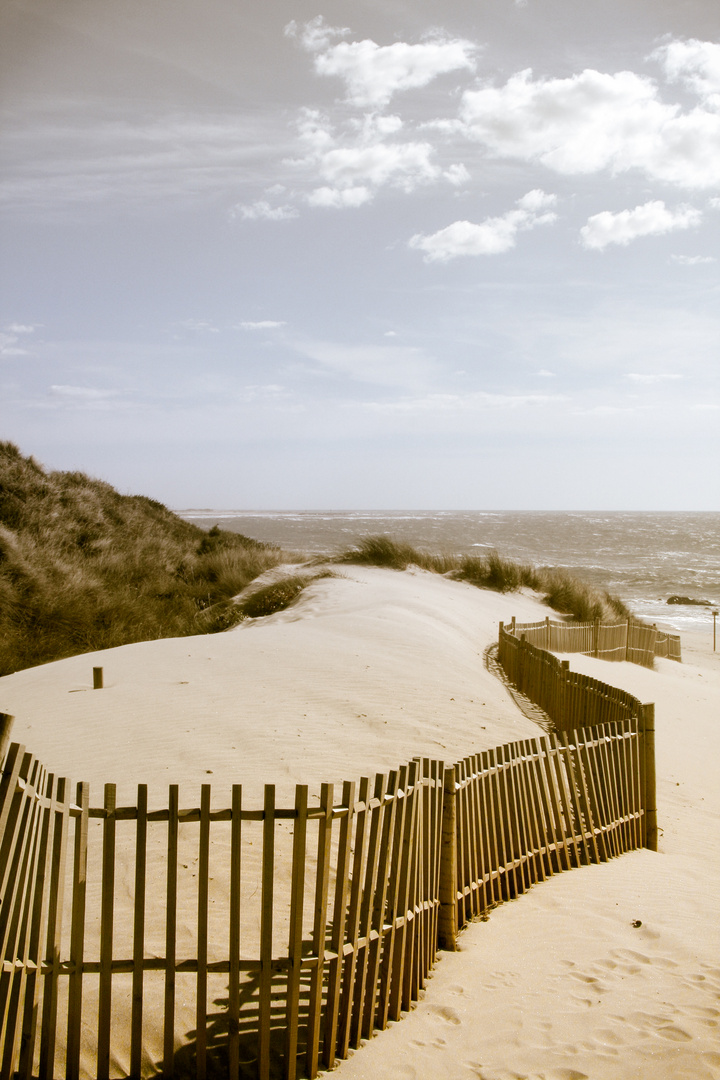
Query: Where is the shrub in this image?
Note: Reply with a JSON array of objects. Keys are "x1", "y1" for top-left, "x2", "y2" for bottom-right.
[
  {"x1": 336, "y1": 535, "x2": 457, "y2": 574},
  {"x1": 238, "y1": 574, "x2": 324, "y2": 619}
]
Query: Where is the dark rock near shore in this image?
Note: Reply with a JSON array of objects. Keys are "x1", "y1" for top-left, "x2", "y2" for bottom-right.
[{"x1": 667, "y1": 595, "x2": 712, "y2": 606}]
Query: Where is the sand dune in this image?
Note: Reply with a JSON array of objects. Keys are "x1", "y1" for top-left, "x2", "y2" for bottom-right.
[{"x1": 0, "y1": 566, "x2": 718, "y2": 1079}]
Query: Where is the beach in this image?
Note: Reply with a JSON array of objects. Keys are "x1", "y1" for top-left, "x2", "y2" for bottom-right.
[{"x1": 1, "y1": 566, "x2": 718, "y2": 1078}]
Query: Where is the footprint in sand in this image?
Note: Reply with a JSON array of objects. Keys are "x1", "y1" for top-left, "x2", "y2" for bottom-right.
[
  {"x1": 685, "y1": 1005, "x2": 719, "y2": 1020},
  {"x1": 463, "y1": 1067, "x2": 529, "y2": 1080},
  {"x1": 593, "y1": 1027, "x2": 626, "y2": 1047},
  {"x1": 426, "y1": 1003, "x2": 461, "y2": 1025},
  {"x1": 567, "y1": 972, "x2": 608, "y2": 992},
  {"x1": 657, "y1": 1025, "x2": 692, "y2": 1042}
]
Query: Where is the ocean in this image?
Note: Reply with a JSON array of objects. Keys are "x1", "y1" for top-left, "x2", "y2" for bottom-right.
[{"x1": 179, "y1": 511, "x2": 720, "y2": 635}]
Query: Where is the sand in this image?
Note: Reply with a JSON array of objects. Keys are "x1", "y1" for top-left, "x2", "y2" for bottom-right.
[{"x1": 1, "y1": 566, "x2": 718, "y2": 1079}]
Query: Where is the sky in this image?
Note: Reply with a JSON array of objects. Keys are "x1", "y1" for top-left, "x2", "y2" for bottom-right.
[{"x1": 1, "y1": 0, "x2": 719, "y2": 510}]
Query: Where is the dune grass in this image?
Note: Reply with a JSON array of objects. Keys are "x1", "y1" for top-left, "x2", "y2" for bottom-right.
[
  {"x1": 337, "y1": 535, "x2": 630, "y2": 623},
  {"x1": 0, "y1": 443, "x2": 290, "y2": 674}
]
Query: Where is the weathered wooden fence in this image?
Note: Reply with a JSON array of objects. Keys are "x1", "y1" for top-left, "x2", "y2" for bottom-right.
[
  {"x1": 501, "y1": 616, "x2": 681, "y2": 667},
  {"x1": 1, "y1": 635, "x2": 658, "y2": 1079}
]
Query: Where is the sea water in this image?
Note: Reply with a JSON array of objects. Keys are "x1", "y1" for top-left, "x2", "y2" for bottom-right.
[{"x1": 179, "y1": 510, "x2": 720, "y2": 634}]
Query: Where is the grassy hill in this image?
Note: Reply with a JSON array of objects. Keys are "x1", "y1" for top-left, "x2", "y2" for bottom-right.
[{"x1": 0, "y1": 443, "x2": 283, "y2": 675}]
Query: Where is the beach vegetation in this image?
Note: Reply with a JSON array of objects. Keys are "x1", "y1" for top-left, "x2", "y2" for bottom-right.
[
  {"x1": 335, "y1": 535, "x2": 458, "y2": 573},
  {"x1": 337, "y1": 535, "x2": 630, "y2": 622},
  {"x1": 238, "y1": 572, "x2": 333, "y2": 619},
  {"x1": 0, "y1": 442, "x2": 289, "y2": 675}
]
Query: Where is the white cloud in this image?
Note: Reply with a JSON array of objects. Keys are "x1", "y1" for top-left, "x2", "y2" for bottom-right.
[
  {"x1": 284, "y1": 16, "x2": 350, "y2": 54},
  {"x1": 580, "y1": 200, "x2": 701, "y2": 250},
  {"x1": 47, "y1": 385, "x2": 122, "y2": 409},
  {"x1": 295, "y1": 340, "x2": 437, "y2": 388},
  {"x1": 236, "y1": 384, "x2": 290, "y2": 403},
  {"x1": 537, "y1": 369, "x2": 556, "y2": 377},
  {"x1": 238, "y1": 321, "x2": 286, "y2": 330},
  {"x1": 178, "y1": 319, "x2": 220, "y2": 333},
  {"x1": 307, "y1": 185, "x2": 372, "y2": 208},
  {"x1": 291, "y1": 18, "x2": 476, "y2": 107},
  {"x1": 5, "y1": 324, "x2": 36, "y2": 335},
  {"x1": 231, "y1": 200, "x2": 298, "y2": 221},
  {"x1": 291, "y1": 108, "x2": 460, "y2": 206},
  {"x1": 409, "y1": 189, "x2": 556, "y2": 262},
  {"x1": 671, "y1": 254, "x2": 716, "y2": 265},
  {"x1": 0, "y1": 331, "x2": 29, "y2": 357},
  {"x1": 444, "y1": 163, "x2": 470, "y2": 186},
  {"x1": 654, "y1": 39, "x2": 720, "y2": 101},
  {"x1": 365, "y1": 390, "x2": 565, "y2": 413},
  {"x1": 624, "y1": 373, "x2": 683, "y2": 383},
  {"x1": 456, "y1": 66, "x2": 720, "y2": 189}
]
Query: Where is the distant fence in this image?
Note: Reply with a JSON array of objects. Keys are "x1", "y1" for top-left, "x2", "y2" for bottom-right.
[
  {"x1": 500, "y1": 616, "x2": 681, "y2": 668},
  {"x1": 1, "y1": 648, "x2": 658, "y2": 1078}
]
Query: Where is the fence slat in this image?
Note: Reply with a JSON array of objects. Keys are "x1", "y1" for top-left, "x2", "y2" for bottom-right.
[
  {"x1": 162, "y1": 785, "x2": 179, "y2": 1079},
  {"x1": 389, "y1": 761, "x2": 418, "y2": 1023},
  {"x1": 196, "y1": 784, "x2": 211, "y2": 1080},
  {"x1": 350, "y1": 773, "x2": 386, "y2": 1050},
  {"x1": 339, "y1": 776, "x2": 373, "y2": 1057},
  {"x1": 66, "y1": 781, "x2": 89, "y2": 1080},
  {"x1": 363, "y1": 771, "x2": 398, "y2": 1038},
  {"x1": 97, "y1": 783, "x2": 117, "y2": 1080},
  {"x1": 130, "y1": 785, "x2": 148, "y2": 1080},
  {"x1": 39, "y1": 776, "x2": 70, "y2": 1079},
  {"x1": 228, "y1": 784, "x2": 242, "y2": 1080},
  {"x1": 258, "y1": 785, "x2": 276, "y2": 1080},
  {"x1": 283, "y1": 785, "x2": 308, "y2": 1080},
  {"x1": 305, "y1": 783, "x2": 332, "y2": 1079},
  {"x1": 323, "y1": 780, "x2": 354, "y2": 1068}
]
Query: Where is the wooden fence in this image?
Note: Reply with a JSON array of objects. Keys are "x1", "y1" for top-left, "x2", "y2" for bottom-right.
[
  {"x1": 1, "y1": 640, "x2": 658, "y2": 1079},
  {"x1": 500, "y1": 616, "x2": 681, "y2": 667}
]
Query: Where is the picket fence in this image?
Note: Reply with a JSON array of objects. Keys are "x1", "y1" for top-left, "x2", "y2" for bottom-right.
[
  {"x1": 0, "y1": 626, "x2": 658, "y2": 1080},
  {"x1": 500, "y1": 615, "x2": 681, "y2": 667}
]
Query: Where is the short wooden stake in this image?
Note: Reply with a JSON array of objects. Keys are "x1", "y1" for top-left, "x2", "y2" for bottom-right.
[
  {"x1": 438, "y1": 767, "x2": 458, "y2": 951},
  {"x1": 93, "y1": 667, "x2": 104, "y2": 690},
  {"x1": 640, "y1": 703, "x2": 657, "y2": 852}
]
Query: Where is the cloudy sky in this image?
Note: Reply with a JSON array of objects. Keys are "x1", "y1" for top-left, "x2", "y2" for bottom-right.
[{"x1": 1, "y1": 0, "x2": 719, "y2": 509}]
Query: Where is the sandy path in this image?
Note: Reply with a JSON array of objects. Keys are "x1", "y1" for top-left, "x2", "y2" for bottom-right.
[{"x1": 1, "y1": 569, "x2": 718, "y2": 1079}]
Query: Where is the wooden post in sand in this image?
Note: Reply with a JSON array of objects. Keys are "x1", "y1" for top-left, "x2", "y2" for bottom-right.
[
  {"x1": 0, "y1": 713, "x2": 14, "y2": 762},
  {"x1": 560, "y1": 661, "x2": 570, "y2": 730},
  {"x1": 93, "y1": 667, "x2": 104, "y2": 690},
  {"x1": 438, "y1": 766, "x2": 458, "y2": 951},
  {"x1": 639, "y1": 703, "x2": 657, "y2": 852}
]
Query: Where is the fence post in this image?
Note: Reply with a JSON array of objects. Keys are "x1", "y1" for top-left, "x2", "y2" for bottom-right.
[
  {"x1": 593, "y1": 619, "x2": 600, "y2": 659},
  {"x1": 546, "y1": 617, "x2": 551, "y2": 650},
  {"x1": 0, "y1": 713, "x2": 14, "y2": 762},
  {"x1": 625, "y1": 619, "x2": 631, "y2": 662},
  {"x1": 560, "y1": 661, "x2": 570, "y2": 730},
  {"x1": 519, "y1": 634, "x2": 526, "y2": 694},
  {"x1": 639, "y1": 703, "x2": 657, "y2": 852},
  {"x1": 438, "y1": 766, "x2": 458, "y2": 951}
]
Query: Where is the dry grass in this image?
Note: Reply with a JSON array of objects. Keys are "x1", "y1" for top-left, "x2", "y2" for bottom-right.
[
  {"x1": 0, "y1": 443, "x2": 289, "y2": 674},
  {"x1": 337, "y1": 535, "x2": 630, "y2": 622}
]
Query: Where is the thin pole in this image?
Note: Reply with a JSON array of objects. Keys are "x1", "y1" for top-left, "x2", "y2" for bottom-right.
[{"x1": 713, "y1": 611, "x2": 718, "y2": 652}]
